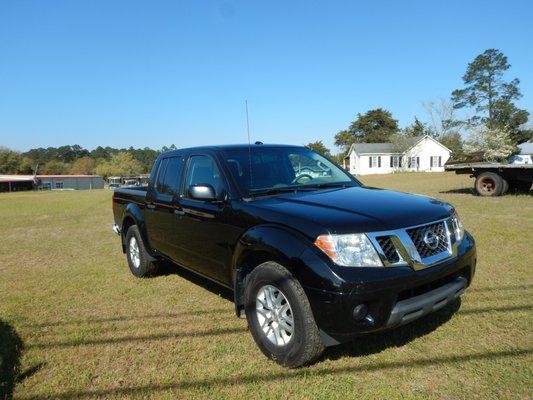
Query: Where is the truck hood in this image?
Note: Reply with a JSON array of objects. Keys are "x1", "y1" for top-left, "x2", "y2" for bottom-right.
[{"x1": 248, "y1": 186, "x2": 453, "y2": 234}]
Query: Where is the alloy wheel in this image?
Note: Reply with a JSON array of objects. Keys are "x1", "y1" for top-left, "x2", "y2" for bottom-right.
[
  {"x1": 256, "y1": 285, "x2": 294, "y2": 346},
  {"x1": 129, "y1": 236, "x2": 141, "y2": 268}
]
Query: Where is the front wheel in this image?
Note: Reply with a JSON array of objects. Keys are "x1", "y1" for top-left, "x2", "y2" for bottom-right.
[{"x1": 244, "y1": 262, "x2": 324, "y2": 368}]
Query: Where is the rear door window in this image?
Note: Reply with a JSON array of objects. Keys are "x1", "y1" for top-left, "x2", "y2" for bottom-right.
[{"x1": 155, "y1": 156, "x2": 184, "y2": 197}]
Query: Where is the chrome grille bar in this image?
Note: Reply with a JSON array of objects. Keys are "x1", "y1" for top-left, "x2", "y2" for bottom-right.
[{"x1": 367, "y1": 217, "x2": 456, "y2": 270}]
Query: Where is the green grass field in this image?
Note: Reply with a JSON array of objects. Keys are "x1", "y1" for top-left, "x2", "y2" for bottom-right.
[{"x1": 1, "y1": 172, "x2": 531, "y2": 399}]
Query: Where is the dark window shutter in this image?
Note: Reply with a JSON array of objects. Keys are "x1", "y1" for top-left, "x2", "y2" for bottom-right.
[
  {"x1": 416, "y1": 157, "x2": 420, "y2": 168},
  {"x1": 390, "y1": 156, "x2": 393, "y2": 167},
  {"x1": 439, "y1": 156, "x2": 442, "y2": 167},
  {"x1": 369, "y1": 157, "x2": 372, "y2": 168},
  {"x1": 378, "y1": 156, "x2": 381, "y2": 168},
  {"x1": 399, "y1": 156, "x2": 403, "y2": 167}
]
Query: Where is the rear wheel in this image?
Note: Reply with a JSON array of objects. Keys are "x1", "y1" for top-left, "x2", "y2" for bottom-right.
[
  {"x1": 244, "y1": 261, "x2": 324, "y2": 368},
  {"x1": 475, "y1": 172, "x2": 504, "y2": 196},
  {"x1": 125, "y1": 225, "x2": 159, "y2": 277}
]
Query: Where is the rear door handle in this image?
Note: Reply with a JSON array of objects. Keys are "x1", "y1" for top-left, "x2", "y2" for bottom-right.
[
  {"x1": 174, "y1": 208, "x2": 185, "y2": 216},
  {"x1": 146, "y1": 203, "x2": 156, "y2": 210}
]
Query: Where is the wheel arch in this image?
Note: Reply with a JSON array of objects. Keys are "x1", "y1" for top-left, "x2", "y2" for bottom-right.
[
  {"x1": 120, "y1": 203, "x2": 156, "y2": 259},
  {"x1": 231, "y1": 224, "x2": 339, "y2": 317}
]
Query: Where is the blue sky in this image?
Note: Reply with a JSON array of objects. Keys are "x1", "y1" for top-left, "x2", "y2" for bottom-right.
[{"x1": 1, "y1": 0, "x2": 532, "y2": 153}]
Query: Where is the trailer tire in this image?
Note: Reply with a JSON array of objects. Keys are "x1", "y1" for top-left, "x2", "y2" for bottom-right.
[
  {"x1": 501, "y1": 178, "x2": 509, "y2": 195},
  {"x1": 475, "y1": 172, "x2": 504, "y2": 196}
]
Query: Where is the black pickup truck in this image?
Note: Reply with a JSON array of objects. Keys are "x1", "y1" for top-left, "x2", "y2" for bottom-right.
[{"x1": 112, "y1": 144, "x2": 476, "y2": 367}]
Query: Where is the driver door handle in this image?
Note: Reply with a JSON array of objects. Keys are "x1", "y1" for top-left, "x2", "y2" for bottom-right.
[{"x1": 174, "y1": 208, "x2": 185, "y2": 216}]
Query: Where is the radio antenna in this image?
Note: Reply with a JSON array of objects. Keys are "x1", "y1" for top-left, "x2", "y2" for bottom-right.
[{"x1": 245, "y1": 100, "x2": 253, "y2": 189}]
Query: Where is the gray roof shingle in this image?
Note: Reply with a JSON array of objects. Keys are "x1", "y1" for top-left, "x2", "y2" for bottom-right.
[
  {"x1": 352, "y1": 143, "x2": 397, "y2": 154},
  {"x1": 350, "y1": 135, "x2": 425, "y2": 154}
]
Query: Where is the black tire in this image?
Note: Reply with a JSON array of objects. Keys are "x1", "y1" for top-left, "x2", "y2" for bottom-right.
[
  {"x1": 244, "y1": 261, "x2": 324, "y2": 368},
  {"x1": 125, "y1": 225, "x2": 159, "y2": 277},
  {"x1": 475, "y1": 172, "x2": 504, "y2": 196},
  {"x1": 508, "y1": 180, "x2": 532, "y2": 193},
  {"x1": 501, "y1": 178, "x2": 509, "y2": 195}
]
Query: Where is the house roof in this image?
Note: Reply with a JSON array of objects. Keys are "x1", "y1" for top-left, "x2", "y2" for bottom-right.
[
  {"x1": 0, "y1": 175, "x2": 34, "y2": 183},
  {"x1": 518, "y1": 142, "x2": 533, "y2": 155},
  {"x1": 0, "y1": 174, "x2": 102, "y2": 182},
  {"x1": 347, "y1": 135, "x2": 452, "y2": 155},
  {"x1": 351, "y1": 142, "x2": 398, "y2": 154}
]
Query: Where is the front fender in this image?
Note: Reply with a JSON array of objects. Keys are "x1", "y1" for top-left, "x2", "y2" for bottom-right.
[
  {"x1": 231, "y1": 223, "x2": 344, "y2": 318},
  {"x1": 232, "y1": 224, "x2": 343, "y2": 290}
]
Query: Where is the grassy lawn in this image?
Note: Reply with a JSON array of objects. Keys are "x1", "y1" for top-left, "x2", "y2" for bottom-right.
[{"x1": 1, "y1": 172, "x2": 531, "y2": 399}]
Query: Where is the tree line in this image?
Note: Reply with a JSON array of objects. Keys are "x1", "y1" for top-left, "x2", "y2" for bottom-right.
[
  {"x1": 307, "y1": 49, "x2": 532, "y2": 163},
  {"x1": 0, "y1": 144, "x2": 178, "y2": 177}
]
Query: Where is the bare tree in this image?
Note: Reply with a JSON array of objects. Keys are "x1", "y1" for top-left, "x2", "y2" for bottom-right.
[{"x1": 423, "y1": 98, "x2": 456, "y2": 138}]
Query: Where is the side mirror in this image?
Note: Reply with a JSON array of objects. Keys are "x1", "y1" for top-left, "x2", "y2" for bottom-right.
[{"x1": 188, "y1": 184, "x2": 217, "y2": 201}]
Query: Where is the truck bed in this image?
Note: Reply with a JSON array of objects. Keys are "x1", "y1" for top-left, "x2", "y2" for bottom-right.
[{"x1": 112, "y1": 186, "x2": 147, "y2": 226}]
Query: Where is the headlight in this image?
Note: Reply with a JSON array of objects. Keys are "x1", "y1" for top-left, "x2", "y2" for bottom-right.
[
  {"x1": 314, "y1": 233, "x2": 383, "y2": 267},
  {"x1": 450, "y1": 211, "x2": 464, "y2": 242}
]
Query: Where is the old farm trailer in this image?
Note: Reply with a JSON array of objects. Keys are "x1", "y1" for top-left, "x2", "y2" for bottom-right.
[{"x1": 445, "y1": 163, "x2": 533, "y2": 196}]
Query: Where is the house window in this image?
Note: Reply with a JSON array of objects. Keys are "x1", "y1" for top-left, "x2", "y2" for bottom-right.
[
  {"x1": 431, "y1": 156, "x2": 442, "y2": 167},
  {"x1": 409, "y1": 157, "x2": 419, "y2": 168},
  {"x1": 369, "y1": 156, "x2": 381, "y2": 168},
  {"x1": 55, "y1": 181, "x2": 64, "y2": 189},
  {"x1": 390, "y1": 155, "x2": 401, "y2": 168}
]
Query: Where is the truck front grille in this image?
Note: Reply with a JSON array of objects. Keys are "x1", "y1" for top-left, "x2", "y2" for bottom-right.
[
  {"x1": 375, "y1": 236, "x2": 400, "y2": 264},
  {"x1": 406, "y1": 221, "x2": 449, "y2": 259}
]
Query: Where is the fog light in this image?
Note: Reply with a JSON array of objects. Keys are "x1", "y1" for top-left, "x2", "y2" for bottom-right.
[{"x1": 352, "y1": 304, "x2": 368, "y2": 321}]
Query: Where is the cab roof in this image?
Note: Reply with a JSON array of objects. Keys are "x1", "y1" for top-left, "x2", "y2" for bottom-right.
[{"x1": 159, "y1": 143, "x2": 305, "y2": 157}]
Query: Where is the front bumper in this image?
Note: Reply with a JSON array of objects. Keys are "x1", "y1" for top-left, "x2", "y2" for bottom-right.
[
  {"x1": 112, "y1": 223, "x2": 121, "y2": 235},
  {"x1": 303, "y1": 232, "x2": 476, "y2": 345},
  {"x1": 386, "y1": 276, "x2": 466, "y2": 328}
]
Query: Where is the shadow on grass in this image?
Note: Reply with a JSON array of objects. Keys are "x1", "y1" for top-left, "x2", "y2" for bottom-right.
[
  {"x1": 29, "y1": 326, "x2": 246, "y2": 349},
  {"x1": 0, "y1": 320, "x2": 23, "y2": 400},
  {"x1": 1, "y1": 321, "x2": 45, "y2": 400},
  {"x1": 157, "y1": 260, "x2": 234, "y2": 303},
  {"x1": 15, "y1": 347, "x2": 532, "y2": 400},
  {"x1": 440, "y1": 187, "x2": 532, "y2": 196},
  {"x1": 25, "y1": 308, "x2": 230, "y2": 329},
  {"x1": 13, "y1": 294, "x2": 533, "y2": 399},
  {"x1": 439, "y1": 187, "x2": 477, "y2": 195}
]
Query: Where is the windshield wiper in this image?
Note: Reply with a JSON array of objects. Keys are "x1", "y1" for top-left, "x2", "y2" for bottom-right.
[
  {"x1": 299, "y1": 182, "x2": 354, "y2": 189},
  {"x1": 248, "y1": 182, "x2": 353, "y2": 198},
  {"x1": 248, "y1": 186, "x2": 302, "y2": 197}
]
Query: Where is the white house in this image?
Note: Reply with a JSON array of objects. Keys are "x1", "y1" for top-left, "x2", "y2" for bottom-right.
[{"x1": 343, "y1": 135, "x2": 452, "y2": 175}]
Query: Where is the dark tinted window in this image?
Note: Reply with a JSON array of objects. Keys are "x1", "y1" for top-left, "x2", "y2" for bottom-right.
[
  {"x1": 185, "y1": 155, "x2": 225, "y2": 198},
  {"x1": 221, "y1": 147, "x2": 357, "y2": 195},
  {"x1": 156, "y1": 156, "x2": 184, "y2": 196}
]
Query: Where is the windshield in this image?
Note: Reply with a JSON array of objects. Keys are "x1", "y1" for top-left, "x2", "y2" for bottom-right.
[{"x1": 221, "y1": 146, "x2": 359, "y2": 196}]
